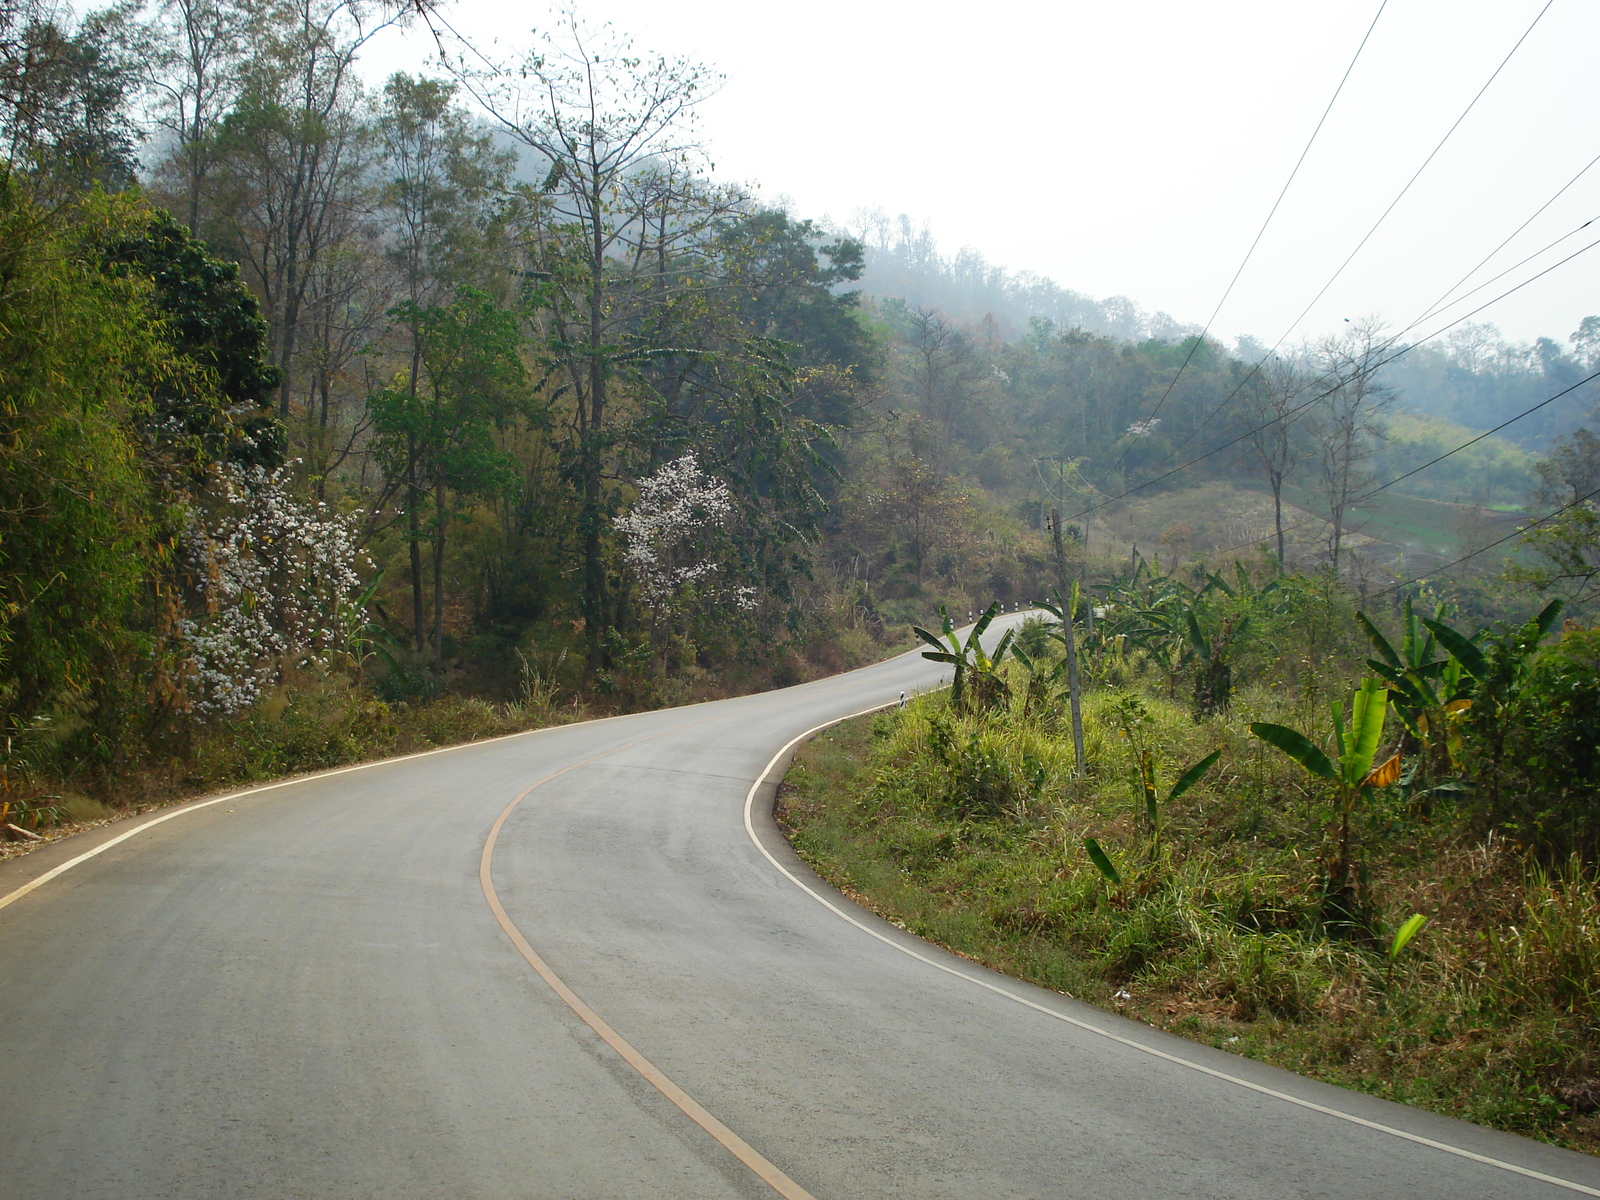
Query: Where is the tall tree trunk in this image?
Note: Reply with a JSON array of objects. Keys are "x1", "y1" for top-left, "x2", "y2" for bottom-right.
[
  {"x1": 407, "y1": 429, "x2": 424, "y2": 656},
  {"x1": 432, "y1": 483, "x2": 446, "y2": 664},
  {"x1": 581, "y1": 185, "x2": 608, "y2": 671},
  {"x1": 1271, "y1": 470, "x2": 1286, "y2": 570}
]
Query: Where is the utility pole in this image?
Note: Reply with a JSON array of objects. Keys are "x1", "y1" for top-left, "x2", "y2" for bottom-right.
[
  {"x1": 1048, "y1": 507, "x2": 1086, "y2": 777},
  {"x1": 1080, "y1": 513, "x2": 1095, "y2": 639}
]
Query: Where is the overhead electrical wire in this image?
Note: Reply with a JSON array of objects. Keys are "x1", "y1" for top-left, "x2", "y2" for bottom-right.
[
  {"x1": 420, "y1": 0, "x2": 1582, "y2": 593},
  {"x1": 1111, "y1": 0, "x2": 1390, "y2": 459},
  {"x1": 1173, "y1": 364, "x2": 1600, "y2": 565},
  {"x1": 1148, "y1": 204, "x2": 1600, "y2": 490},
  {"x1": 1059, "y1": 229, "x2": 1600, "y2": 528},
  {"x1": 1144, "y1": 209, "x2": 1594, "y2": 494},
  {"x1": 1136, "y1": 0, "x2": 1560, "y2": 472},
  {"x1": 1408, "y1": 148, "x2": 1600, "y2": 330},
  {"x1": 1254, "y1": 0, "x2": 1555, "y2": 354},
  {"x1": 1373, "y1": 485, "x2": 1600, "y2": 598}
]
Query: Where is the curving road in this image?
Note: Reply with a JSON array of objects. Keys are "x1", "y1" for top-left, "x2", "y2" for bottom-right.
[{"x1": 2, "y1": 637, "x2": 1598, "y2": 1199}]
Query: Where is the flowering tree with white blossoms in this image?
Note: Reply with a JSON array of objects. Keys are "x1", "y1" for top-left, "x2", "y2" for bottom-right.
[
  {"x1": 178, "y1": 464, "x2": 370, "y2": 715},
  {"x1": 614, "y1": 453, "x2": 756, "y2": 627}
]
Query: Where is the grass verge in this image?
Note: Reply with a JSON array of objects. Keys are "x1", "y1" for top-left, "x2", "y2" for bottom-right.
[{"x1": 778, "y1": 699, "x2": 1600, "y2": 1156}]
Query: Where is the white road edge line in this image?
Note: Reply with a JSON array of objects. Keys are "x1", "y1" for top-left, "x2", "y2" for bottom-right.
[
  {"x1": 0, "y1": 711, "x2": 631, "y2": 915},
  {"x1": 743, "y1": 703, "x2": 1600, "y2": 1199}
]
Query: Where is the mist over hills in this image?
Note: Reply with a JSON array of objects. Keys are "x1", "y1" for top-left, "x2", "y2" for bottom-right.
[{"x1": 836, "y1": 209, "x2": 1597, "y2": 451}]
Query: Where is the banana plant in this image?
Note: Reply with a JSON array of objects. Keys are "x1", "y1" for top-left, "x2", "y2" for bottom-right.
[
  {"x1": 1357, "y1": 599, "x2": 1471, "y2": 778},
  {"x1": 1442, "y1": 598, "x2": 1564, "y2": 811},
  {"x1": 1186, "y1": 611, "x2": 1249, "y2": 717},
  {"x1": 1138, "y1": 749, "x2": 1222, "y2": 846},
  {"x1": 1009, "y1": 644, "x2": 1067, "y2": 718},
  {"x1": 1251, "y1": 678, "x2": 1400, "y2": 902},
  {"x1": 1081, "y1": 749, "x2": 1219, "y2": 886},
  {"x1": 913, "y1": 603, "x2": 1015, "y2": 712}
]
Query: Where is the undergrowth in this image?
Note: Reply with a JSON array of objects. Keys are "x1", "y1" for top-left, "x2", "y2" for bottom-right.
[{"x1": 778, "y1": 686, "x2": 1600, "y2": 1155}]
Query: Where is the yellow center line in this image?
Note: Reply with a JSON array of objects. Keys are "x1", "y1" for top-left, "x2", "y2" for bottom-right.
[{"x1": 476, "y1": 699, "x2": 854, "y2": 1200}]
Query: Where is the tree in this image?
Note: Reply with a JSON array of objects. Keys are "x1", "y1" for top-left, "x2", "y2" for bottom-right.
[
  {"x1": 98, "y1": 205, "x2": 285, "y2": 479},
  {"x1": 0, "y1": 0, "x2": 140, "y2": 191},
  {"x1": 1532, "y1": 428, "x2": 1600, "y2": 508},
  {"x1": 903, "y1": 305, "x2": 974, "y2": 458},
  {"x1": 368, "y1": 287, "x2": 526, "y2": 660},
  {"x1": 372, "y1": 70, "x2": 512, "y2": 651},
  {"x1": 450, "y1": 11, "x2": 727, "y2": 668},
  {"x1": 1311, "y1": 318, "x2": 1395, "y2": 573},
  {"x1": 201, "y1": 0, "x2": 403, "y2": 420},
  {"x1": 1570, "y1": 315, "x2": 1600, "y2": 373},
  {"x1": 613, "y1": 452, "x2": 753, "y2": 660},
  {"x1": 138, "y1": 0, "x2": 253, "y2": 234},
  {"x1": 0, "y1": 185, "x2": 165, "y2": 746},
  {"x1": 1233, "y1": 352, "x2": 1308, "y2": 569},
  {"x1": 1505, "y1": 429, "x2": 1600, "y2": 604}
]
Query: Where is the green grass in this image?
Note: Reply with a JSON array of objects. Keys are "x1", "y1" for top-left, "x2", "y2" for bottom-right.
[
  {"x1": 1281, "y1": 484, "x2": 1527, "y2": 559},
  {"x1": 779, "y1": 686, "x2": 1600, "y2": 1155}
]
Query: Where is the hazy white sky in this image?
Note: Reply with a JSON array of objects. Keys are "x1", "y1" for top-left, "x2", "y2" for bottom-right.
[{"x1": 366, "y1": 0, "x2": 1600, "y2": 348}]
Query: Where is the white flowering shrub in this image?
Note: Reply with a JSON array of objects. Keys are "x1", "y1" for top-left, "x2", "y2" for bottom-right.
[
  {"x1": 614, "y1": 453, "x2": 756, "y2": 619},
  {"x1": 178, "y1": 464, "x2": 370, "y2": 716}
]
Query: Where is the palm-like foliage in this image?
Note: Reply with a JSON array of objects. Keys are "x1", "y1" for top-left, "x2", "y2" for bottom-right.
[
  {"x1": 912, "y1": 602, "x2": 1015, "y2": 711},
  {"x1": 1252, "y1": 678, "x2": 1400, "y2": 926},
  {"x1": 1357, "y1": 599, "x2": 1471, "y2": 779}
]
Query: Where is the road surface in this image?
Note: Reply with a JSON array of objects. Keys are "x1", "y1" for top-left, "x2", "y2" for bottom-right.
[{"x1": 2, "y1": 636, "x2": 1597, "y2": 1199}]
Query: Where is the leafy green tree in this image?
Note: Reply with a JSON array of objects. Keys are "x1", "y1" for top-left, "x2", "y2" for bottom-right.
[
  {"x1": 369, "y1": 288, "x2": 527, "y2": 659},
  {"x1": 713, "y1": 208, "x2": 875, "y2": 419},
  {"x1": 373, "y1": 70, "x2": 513, "y2": 649},
  {"x1": 99, "y1": 205, "x2": 285, "y2": 478},
  {"x1": 0, "y1": 185, "x2": 165, "y2": 750}
]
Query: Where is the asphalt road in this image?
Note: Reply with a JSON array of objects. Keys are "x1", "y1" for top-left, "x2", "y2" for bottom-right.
[{"x1": 2, "y1": 636, "x2": 1598, "y2": 1199}]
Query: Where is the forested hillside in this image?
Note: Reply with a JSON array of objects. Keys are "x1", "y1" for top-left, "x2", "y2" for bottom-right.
[{"x1": 1, "y1": 0, "x2": 1597, "y2": 842}]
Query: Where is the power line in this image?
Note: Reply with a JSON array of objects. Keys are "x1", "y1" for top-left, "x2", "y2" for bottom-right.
[
  {"x1": 1258, "y1": 0, "x2": 1555, "y2": 355},
  {"x1": 1410, "y1": 149, "x2": 1600, "y2": 330},
  {"x1": 1062, "y1": 233, "x2": 1600, "y2": 529},
  {"x1": 1374, "y1": 485, "x2": 1600, "y2": 597},
  {"x1": 1153, "y1": 361, "x2": 1599, "y2": 566},
  {"x1": 1116, "y1": 1, "x2": 1389, "y2": 450},
  {"x1": 1141, "y1": 1, "x2": 1558, "y2": 471},
  {"x1": 1157, "y1": 208, "x2": 1600, "y2": 473},
  {"x1": 1366, "y1": 367, "x2": 1600, "y2": 497},
  {"x1": 1159, "y1": 213, "x2": 1600, "y2": 482}
]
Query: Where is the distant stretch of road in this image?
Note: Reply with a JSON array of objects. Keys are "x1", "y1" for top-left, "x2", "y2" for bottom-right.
[{"x1": 2, "y1": 632, "x2": 1598, "y2": 1199}]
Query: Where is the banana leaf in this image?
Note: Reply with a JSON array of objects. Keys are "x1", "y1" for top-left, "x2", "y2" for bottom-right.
[{"x1": 1250, "y1": 722, "x2": 1338, "y2": 780}]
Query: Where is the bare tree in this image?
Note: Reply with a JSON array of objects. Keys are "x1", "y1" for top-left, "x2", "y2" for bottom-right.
[
  {"x1": 1233, "y1": 351, "x2": 1310, "y2": 569},
  {"x1": 446, "y1": 10, "x2": 725, "y2": 667},
  {"x1": 1311, "y1": 318, "x2": 1396, "y2": 573},
  {"x1": 204, "y1": 0, "x2": 405, "y2": 420},
  {"x1": 140, "y1": 0, "x2": 252, "y2": 234}
]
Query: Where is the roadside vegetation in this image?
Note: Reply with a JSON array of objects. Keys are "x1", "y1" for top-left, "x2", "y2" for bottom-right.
[
  {"x1": 780, "y1": 562, "x2": 1600, "y2": 1154},
  {"x1": 3, "y1": 0, "x2": 1599, "y2": 969}
]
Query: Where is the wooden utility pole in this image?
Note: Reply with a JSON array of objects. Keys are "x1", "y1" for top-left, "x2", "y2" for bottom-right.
[
  {"x1": 1049, "y1": 507, "x2": 1087, "y2": 777},
  {"x1": 1080, "y1": 513, "x2": 1095, "y2": 639}
]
